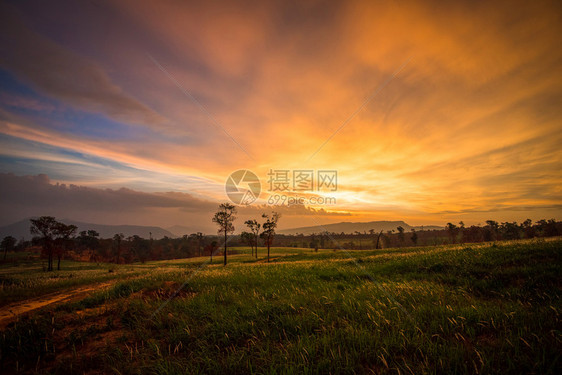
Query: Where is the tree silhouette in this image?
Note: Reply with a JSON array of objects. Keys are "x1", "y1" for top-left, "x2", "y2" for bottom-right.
[
  {"x1": 521, "y1": 219, "x2": 535, "y2": 238},
  {"x1": 536, "y1": 219, "x2": 558, "y2": 237},
  {"x1": 485, "y1": 220, "x2": 499, "y2": 241},
  {"x1": 410, "y1": 229, "x2": 418, "y2": 245},
  {"x1": 206, "y1": 240, "x2": 219, "y2": 263},
  {"x1": 307, "y1": 234, "x2": 316, "y2": 251},
  {"x1": 30, "y1": 216, "x2": 59, "y2": 271},
  {"x1": 500, "y1": 222, "x2": 520, "y2": 240},
  {"x1": 244, "y1": 219, "x2": 261, "y2": 259},
  {"x1": 197, "y1": 232, "x2": 203, "y2": 257},
  {"x1": 397, "y1": 226, "x2": 405, "y2": 244},
  {"x1": 374, "y1": 230, "x2": 383, "y2": 249},
  {"x1": 261, "y1": 212, "x2": 280, "y2": 263},
  {"x1": 113, "y1": 233, "x2": 124, "y2": 264},
  {"x1": 78, "y1": 230, "x2": 100, "y2": 253},
  {"x1": 240, "y1": 231, "x2": 254, "y2": 256},
  {"x1": 2, "y1": 236, "x2": 17, "y2": 260},
  {"x1": 212, "y1": 203, "x2": 237, "y2": 266},
  {"x1": 54, "y1": 223, "x2": 77, "y2": 270},
  {"x1": 446, "y1": 223, "x2": 459, "y2": 244},
  {"x1": 131, "y1": 235, "x2": 149, "y2": 263}
]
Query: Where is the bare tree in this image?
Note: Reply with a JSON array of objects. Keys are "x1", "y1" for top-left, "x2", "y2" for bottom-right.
[
  {"x1": 212, "y1": 203, "x2": 237, "y2": 265},
  {"x1": 261, "y1": 212, "x2": 280, "y2": 263}
]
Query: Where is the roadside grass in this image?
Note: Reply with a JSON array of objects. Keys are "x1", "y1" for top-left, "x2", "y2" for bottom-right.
[
  {"x1": 0, "y1": 239, "x2": 560, "y2": 374},
  {"x1": 0, "y1": 260, "x2": 142, "y2": 307}
]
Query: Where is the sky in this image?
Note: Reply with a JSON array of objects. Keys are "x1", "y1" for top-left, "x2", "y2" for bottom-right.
[{"x1": 0, "y1": 0, "x2": 561, "y2": 233}]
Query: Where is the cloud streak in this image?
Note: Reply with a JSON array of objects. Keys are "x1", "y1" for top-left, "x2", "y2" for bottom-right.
[
  {"x1": 0, "y1": 173, "x2": 351, "y2": 231},
  {"x1": 0, "y1": 0, "x2": 560, "y2": 226},
  {"x1": 0, "y1": 3, "x2": 165, "y2": 127}
]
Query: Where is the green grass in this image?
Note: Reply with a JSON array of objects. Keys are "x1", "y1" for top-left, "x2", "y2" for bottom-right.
[
  {"x1": 0, "y1": 257, "x2": 142, "y2": 307},
  {"x1": 1, "y1": 239, "x2": 561, "y2": 374}
]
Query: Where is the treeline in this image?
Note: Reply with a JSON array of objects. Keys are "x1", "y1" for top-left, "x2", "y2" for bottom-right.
[
  {"x1": 270, "y1": 219, "x2": 561, "y2": 250},
  {"x1": 0, "y1": 209, "x2": 283, "y2": 267},
  {"x1": 0, "y1": 217, "x2": 559, "y2": 266}
]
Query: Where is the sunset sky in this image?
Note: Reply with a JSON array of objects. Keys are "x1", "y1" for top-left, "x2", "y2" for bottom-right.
[{"x1": 1, "y1": 0, "x2": 561, "y2": 232}]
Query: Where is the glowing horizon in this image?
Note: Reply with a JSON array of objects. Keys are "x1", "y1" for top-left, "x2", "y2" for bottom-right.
[{"x1": 1, "y1": 0, "x2": 561, "y2": 229}]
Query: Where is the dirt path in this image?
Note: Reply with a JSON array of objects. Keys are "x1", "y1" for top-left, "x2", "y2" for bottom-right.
[{"x1": 0, "y1": 281, "x2": 115, "y2": 329}]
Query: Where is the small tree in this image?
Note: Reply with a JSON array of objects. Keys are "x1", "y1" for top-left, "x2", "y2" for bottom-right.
[
  {"x1": 2, "y1": 236, "x2": 17, "y2": 260},
  {"x1": 131, "y1": 235, "x2": 149, "y2": 263},
  {"x1": 113, "y1": 233, "x2": 125, "y2": 263},
  {"x1": 374, "y1": 230, "x2": 383, "y2": 249},
  {"x1": 410, "y1": 229, "x2": 418, "y2": 245},
  {"x1": 244, "y1": 219, "x2": 261, "y2": 259},
  {"x1": 212, "y1": 203, "x2": 237, "y2": 266},
  {"x1": 197, "y1": 232, "x2": 203, "y2": 257},
  {"x1": 54, "y1": 223, "x2": 77, "y2": 270},
  {"x1": 320, "y1": 232, "x2": 327, "y2": 248},
  {"x1": 30, "y1": 216, "x2": 59, "y2": 271},
  {"x1": 458, "y1": 221, "x2": 465, "y2": 243},
  {"x1": 240, "y1": 231, "x2": 254, "y2": 255},
  {"x1": 397, "y1": 226, "x2": 405, "y2": 244},
  {"x1": 446, "y1": 223, "x2": 459, "y2": 244},
  {"x1": 485, "y1": 220, "x2": 499, "y2": 241},
  {"x1": 261, "y1": 212, "x2": 280, "y2": 263},
  {"x1": 536, "y1": 219, "x2": 558, "y2": 237},
  {"x1": 500, "y1": 222, "x2": 521, "y2": 240},
  {"x1": 521, "y1": 219, "x2": 535, "y2": 238},
  {"x1": 77, "y1": 230, "x2": 100, "y2": 253},
  {"x1": 207, "y1": 240, "x2": 219, "y2": 263},
  {"x1": 310, "y1": 235, "x2": 319, "y2": 252}
]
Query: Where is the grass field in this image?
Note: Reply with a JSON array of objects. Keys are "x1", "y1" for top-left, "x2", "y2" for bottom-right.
[{"x1": 1, "y1": 239, "x2": 561, "y2": 374}]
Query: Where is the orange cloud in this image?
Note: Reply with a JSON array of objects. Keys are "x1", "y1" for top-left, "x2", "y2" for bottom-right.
[{"x1": 0, "y1": 0, "x2": 561, "y2": 226}]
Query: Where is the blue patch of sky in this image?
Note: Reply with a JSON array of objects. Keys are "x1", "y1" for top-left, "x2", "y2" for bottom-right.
[
  {"x1": 0, "y1": 68, "x2": 191, "y2": 145},
  {"x1": 0, "y1": 133, "x2": 222, "y2": 196}
]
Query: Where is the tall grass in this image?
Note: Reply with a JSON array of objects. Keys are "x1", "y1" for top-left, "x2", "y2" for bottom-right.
[{"x1": 1, "y1": 239, "x2": 560, "y2": 373}]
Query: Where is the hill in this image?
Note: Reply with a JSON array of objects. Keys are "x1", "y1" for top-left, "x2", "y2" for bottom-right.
[
  {"x1": 278, "y1": 220, "x2": 443, "y2": 235},
  {"x1": 0, "y1": 218, "x2": 176, "y2": 240},
  {"x1": 166, "y1": 225, "x2": 200, "y2": 237}
]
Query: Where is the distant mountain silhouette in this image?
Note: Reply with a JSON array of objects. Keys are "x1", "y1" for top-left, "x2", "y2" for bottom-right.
[
  {"x1": 278, "y1": 221, "x2": 443, "y2": 235},
  {"x1": 166, "y1": 225, "x2": 199, "y2": 237},
  {"x1": 0, "y1": 218, "x2": 176, "y2": 240},
  {"x1": 0, "y1": 218, "x2": 444, "y2": 240}
]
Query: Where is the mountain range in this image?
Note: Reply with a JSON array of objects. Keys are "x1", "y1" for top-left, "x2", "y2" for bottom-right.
[
  {"x1": 0, "y1": 218, "x2": 176, "y2": 240},
  {"x1": 0, "y1": 218, "x2": 444, "y2": 240}
]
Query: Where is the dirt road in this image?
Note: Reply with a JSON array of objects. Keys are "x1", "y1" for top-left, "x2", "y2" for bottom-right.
[{"x1": 0, "y1": 281, "x2": 115, "y2": 329}]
